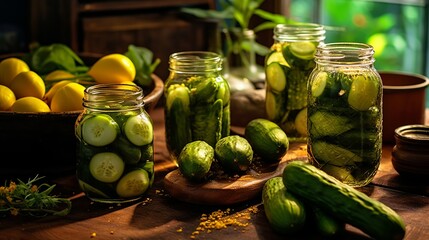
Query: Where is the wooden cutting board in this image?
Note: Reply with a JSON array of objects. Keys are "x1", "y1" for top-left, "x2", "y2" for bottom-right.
[{"x1": 163, "y1": 143, "x2": 308, "y2": 205}]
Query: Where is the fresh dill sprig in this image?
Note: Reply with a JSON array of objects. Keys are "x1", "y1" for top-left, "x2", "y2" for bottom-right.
[{"x1": 0, "y1": 175, "x2": 72, "y2": 217}]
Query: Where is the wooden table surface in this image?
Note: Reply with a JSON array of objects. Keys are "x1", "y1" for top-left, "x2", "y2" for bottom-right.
[{"x1": 0, "y1": 107, "x2": 428, "y2": 240}]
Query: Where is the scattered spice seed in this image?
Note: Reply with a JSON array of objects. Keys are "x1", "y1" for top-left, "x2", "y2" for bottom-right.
[
  {"x1": 189, "y1": 206, "x2": 259, "y2": 238},
  {"x1": 90, "y1": 232, "x2": 97, "y2": 238}
]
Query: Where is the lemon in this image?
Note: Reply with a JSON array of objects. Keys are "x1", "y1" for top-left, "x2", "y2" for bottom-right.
[
  {"x1": 10, "y1": 71, "x2": 45, "y2": 99},
  {"x1": 50, "y1": 82, "x2": 85, "y2": 112},
  {"x1": 0, "y1": 57, "x2": 30, "y2": 87},
  {"x1": 11, "y1": 96, "x2": 51, "y2": 113},
  {"x1": 88, "y1": 53, "x2": 136, "y2": 84},
  {"x1": 44, "y1": 80, "x2": 73, "y2": 105},
  {"x1": 0, "y1": 85, "x2": 16, "y2": 111},
  {"x1": 45, "y1": 70, "x2": 76, "y2": 81}
]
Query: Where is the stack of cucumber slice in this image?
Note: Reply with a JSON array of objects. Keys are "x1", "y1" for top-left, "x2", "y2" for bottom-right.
[
  {"x1": 76, "y1": 111, "x2": 154, "y2": 201},
  {"x1": 307, "y1": 70, "x2": 382, "y2": 186},
  {"x1": 264, "y1": 41, "x2": 318, "y2": 140}
]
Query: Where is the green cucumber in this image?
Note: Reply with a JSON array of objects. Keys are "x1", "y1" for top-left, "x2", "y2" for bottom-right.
[
  {"x1": 262, "y1": 177, "x2": 306, "y2": 235},
  {"x1": 165, "y1": 85, "x2": 192, "y2": 157},
  {"x1": 82, "y1": 114, "x2": 119, "y2": 147},
  {"x1": 245, "y1": 118, "x2": 289, "y2": 162},
  {"x1": 266, "y1": 62, "x2": 287, "y2": 92},
  {"x1": 294, "y1": 108, "x2": 307, "y2": 137},
  {"x1": 116, "y1": 169, "x2": 150, "y2": 198},
  {"x1": 178, "y1": 141, "x2": 214, "y2": 182},
  {"x1": 265, "y1": 90, "x2": 286, "y2": 122},
  {"x1": 114, "y1": 136, "x2": 142, "y2": 165},
  {"x1": 191, "y1": 76, "x2": 219, "y2": 104},
  {"x1": 308, "y1": 111, "x2": 355, "y2": 138},
  {"x1": 311, "y1": 141, "x2": 363, "y2": 166},
  {"x1": 89, "y1": 152, "x2": 125, "y2": 183},
  {"x1": 191, "y1": 99, "x2": 223, "y2": 147},
  {"x1": 282, "y1": 161, "x2": 406, "y2": 240},
  {"x1": 221, "y1": 104, "x2": 230, "y2": 138},
  {"x1": 286, "y1": 68, "x2": 308, "y2": 110},
  {"x1": 123, "y1": 114, "x2": 153, "y2": 146},
  {"x1": 310, "y1": 71, "x2": 341, "y2": 98},
  {"x1": 310, "y1": 206, "x2": 345, "y2": 237},
  {"x1": 215, "y1": 135, "x2": 253, "y2": 173},
  {"x1": 282, "y1": 43, "x2": 316, "y2": 70}
]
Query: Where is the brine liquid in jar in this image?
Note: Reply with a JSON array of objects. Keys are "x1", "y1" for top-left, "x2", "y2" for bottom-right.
[
  {"x1": 265, "y1": 23, "x2": 325, "y2": 142},
  {"x1": 75, "y1": 84, "x2": 154, "y2": 203},
  {"x1": 164, "y1": 51, "x2": 230, "y2": 165},
  {"x1": 307, "y1": 42, "x2": 383, "y2": 187}
]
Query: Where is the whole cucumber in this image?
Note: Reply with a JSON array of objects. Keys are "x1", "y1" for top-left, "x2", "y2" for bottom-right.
[
  {"x1": 262, "y1": 177, "x2": 306, "y2": 235},
  {"x1": 282, "y1": 161, "x2": 406, "y2": 240}
]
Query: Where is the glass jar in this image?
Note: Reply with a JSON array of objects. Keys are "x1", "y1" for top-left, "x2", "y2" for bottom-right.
[
  {"x1": 75, "y1": 84, "x2": 154, "y2": 203},
  {"x1": 307, "y1": 42, "x2": 383, "y2": 187},
  {"x1": 165, "y1": 51, "x2": 230, "y2": 164},
  {"x1": 265, "y1": 23, "x2": 326, "y2": 142}
]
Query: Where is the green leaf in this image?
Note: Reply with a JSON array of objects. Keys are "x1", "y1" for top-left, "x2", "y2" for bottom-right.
[{"x1": 125, "y1": 44, "x2": 160, "y2": 88}]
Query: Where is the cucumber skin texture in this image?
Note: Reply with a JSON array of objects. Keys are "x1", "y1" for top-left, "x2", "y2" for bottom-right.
[
  {"x1": 215, "y1": 135, "x2": 253, "y2": 173},
  {"x1": 310, "y1": 206, "x2": 345, "y2": 237},
  {"x1": 262, "y1": 177, "x2": 306, "y2": 235},
  {"x1": 245, "y1": 118, "x2": 289, "y2": 162},
  {"x1": 178, "y1": 141, "x2": 214, "y2": 182},
  {"x1": 282, "y1": 161, "x2": 406, "y2": 240}
]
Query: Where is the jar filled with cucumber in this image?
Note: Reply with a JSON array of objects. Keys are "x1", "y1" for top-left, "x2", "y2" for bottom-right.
[
  {"x1": 307, "y1": 42, "x2": 383, "y2": 187},
  {"x1": 164, "y1": 51, "x2": 230, "y2": 164},
  {"x1": 265, "y1": 23, "x2": 326, "y2": 142},
  {"x1": 75, "y1": 84, "x2": 154, "y2": 203}
]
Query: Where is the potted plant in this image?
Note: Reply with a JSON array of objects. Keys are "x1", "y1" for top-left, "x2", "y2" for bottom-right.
[{"x1": 181, "y1": 0, "x2": 294, "y2": 93}]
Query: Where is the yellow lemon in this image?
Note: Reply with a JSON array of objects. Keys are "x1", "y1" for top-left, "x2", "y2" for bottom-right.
[
  {"x1": 11, "y1": 96, "x2": 51, "y2": 113},
  {"x1": 10, "y1": 71, "x2": 45, "y2": 99},
  {"x1": 0, "y1": 85, "x2": 16, "y2": 111},
  {"x1": 50, "y1": 82, "x2": 85, "y2": 112},
  {"x1": 0, "y1": 57, "x2": 30, "y2": 87},
  {"x1": 45, "y1": 69, "x2": 76, "y2": 81},
  {"x1": 44, "y1": 80, "x2": 73, "y2": 105},
  {"x1": 88, "y1": 53, "x2": 136, "y2": 84}
]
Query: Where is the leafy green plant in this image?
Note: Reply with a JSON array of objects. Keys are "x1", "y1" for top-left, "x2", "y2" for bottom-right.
[
  {"x1": 181, "y1": 0, "x2": 295, "y2": 60},
  {"x1": 125, "y1": 44, "x2": 161, "y2": 88}
]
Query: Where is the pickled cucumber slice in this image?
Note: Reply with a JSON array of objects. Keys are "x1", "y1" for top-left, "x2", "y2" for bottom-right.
[
  {"x1": 116, "y1": 169, "x2": 150, "y2": 198},
  {"x1": 82, "y1": 114, "x2": 119, "y2": 147},
  {"x1": 289, "y1": 42, "x2": 317, "y2": 60},
  {"x1": 266, "y1": 62, "x2": 287, "y2": 92},
  {"x1": 294, "y1": 108, "x2": 308, "y2": 136},
  {"x1": 309, "y1": 111, "x2": 355, "y2": 138},
  {"x1": 348, "y1": 75, "x2": 379, "y2": 111},
  {"x1": 266, "y1": 51, "x2": 289, "y2": 66},
  {"x1": 312, "y1": 141, "x2": 363, "y2": 166},
  {"x1": 265, "y1": 91, "x2": 286, "y2": 122},
  {"x1": 123, "y1": 114, "x2": 153, "y2": 146},
  {"x1": 311, "y1": 72, "x2": 328, "y2": 97},
  {"x1": 89, "y1": 152, "x2": 125, "y2": 183}
]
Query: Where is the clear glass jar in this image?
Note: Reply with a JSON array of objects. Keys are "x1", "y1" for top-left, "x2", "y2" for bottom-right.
[
  {"x1": 75, "y1": 84, "x2": 154, "y2": 203},
  {"x1": 307, "y1": 42, "x2": 383, "y2": 187},
  {"x1": 265, "y1": 23, "x2": 326, "y2": 142},
  {"x1": 164, "y1": 51, "x2": 230, "y2": 164}
]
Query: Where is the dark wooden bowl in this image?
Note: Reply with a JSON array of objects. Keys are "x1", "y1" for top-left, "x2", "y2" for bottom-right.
[{"x1": 0, "y1": 53, "x2": 164, "y2": 178}]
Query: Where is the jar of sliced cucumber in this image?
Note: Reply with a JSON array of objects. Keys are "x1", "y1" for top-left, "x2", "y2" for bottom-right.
[
  {"x1": 307, "y1": 42, "x2": 383, "y2": 187},
  {"x1": 75, "y1": 84, "x2": 154, "y2": 203},
  {"x1": 265, "y1": 23, "x2": 326, "y2": 142},
  {"x1": 164, "y1": 51, "x2": 230, "y2": 164}
]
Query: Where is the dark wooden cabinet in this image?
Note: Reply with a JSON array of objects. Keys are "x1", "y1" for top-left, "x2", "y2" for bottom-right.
[{"x1": 30, "y1": 0, "x2": 215, "y2": 80}]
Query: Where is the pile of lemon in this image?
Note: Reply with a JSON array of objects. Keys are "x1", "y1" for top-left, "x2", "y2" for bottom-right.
[{"x1": 0, "y1": 54, "x2": 136, "y2": 113}]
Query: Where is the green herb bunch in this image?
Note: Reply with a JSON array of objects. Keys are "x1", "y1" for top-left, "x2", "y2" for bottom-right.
[{"x1": 0, "y1": 175, "x2": 72, "y2": 217}]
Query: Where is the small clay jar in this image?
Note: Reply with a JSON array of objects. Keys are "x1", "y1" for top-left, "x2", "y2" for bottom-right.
[{"x1": 391, "y1": 124, "x2": 429, "y2": 179}]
